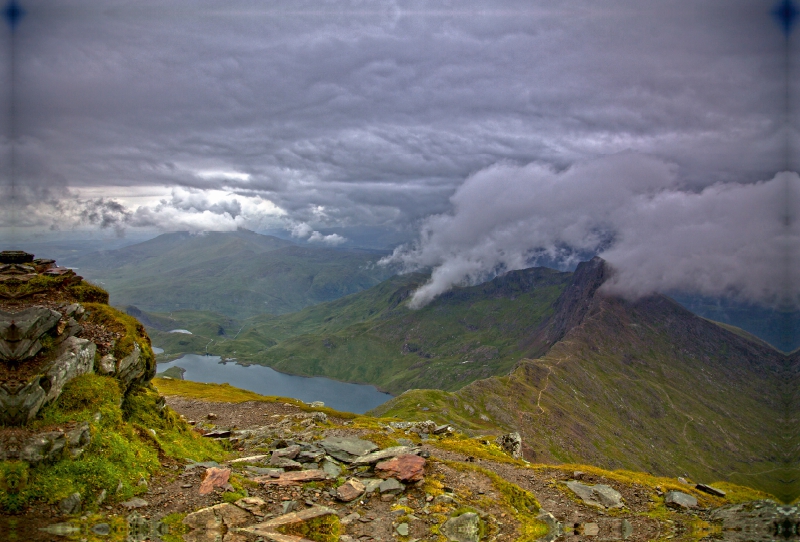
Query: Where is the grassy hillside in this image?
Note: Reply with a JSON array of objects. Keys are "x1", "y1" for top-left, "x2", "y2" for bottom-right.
[
  {"x1": 144, "y1": 267, "x2": 571, "y2": 394},
  {"x1": 69, "y1": 229, "x2": 395, "y2": 318},
  {"x1": 371, "y1": 261, "x2": 793, "y2": 501}
]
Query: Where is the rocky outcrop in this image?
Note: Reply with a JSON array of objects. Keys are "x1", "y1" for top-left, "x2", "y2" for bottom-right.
[
  {"x1": 523, "y1": 256, "x2": 608, "y2": 357},
  {"x1": 0, "y1": 422, "x2": 91, "y2": 464}
]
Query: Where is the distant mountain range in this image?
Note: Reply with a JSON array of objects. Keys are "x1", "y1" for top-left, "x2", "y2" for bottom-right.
[{"x1": 66, "y1": 229, "x2": 394, "y2": 318}]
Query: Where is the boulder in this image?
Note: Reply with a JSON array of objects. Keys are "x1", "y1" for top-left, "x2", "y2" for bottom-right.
[
  {"x1": 336, "y1": 479, "x2": 366, "y2": 502},
  {"x1": 199, "y1": 467, "x2": 231, "y2": 495},
  {"x1": 665, "y1": 491, "x2": 698, "y2": 510},
  {"x1": 319, "y1": 437, "x2": 378, "y2": 462},
  {"x1": 375, "y1": 454, "x2": 426, "y2": 482},
  {"x1": 565, "y1": 481, "x2": 624, "y2": 509},
  {"x1": 59, "y1": 492, "x2": 82, "y2": 515}
]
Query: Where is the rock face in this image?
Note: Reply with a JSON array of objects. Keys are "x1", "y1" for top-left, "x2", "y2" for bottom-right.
[
  {"x1": 0, "y1": 422, "x2": 92, "y2": 464},
  {"x1": 495, "y1": 432, "x2": 522, "y2": 459},
  {"x1": 0, "y1": 330, "x2": 96, "y2": 425}
]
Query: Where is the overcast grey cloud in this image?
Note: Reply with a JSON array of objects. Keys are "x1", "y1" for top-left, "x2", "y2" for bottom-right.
[{"x1": 1, "y1": 0, "x2": 797, "y2": 304}]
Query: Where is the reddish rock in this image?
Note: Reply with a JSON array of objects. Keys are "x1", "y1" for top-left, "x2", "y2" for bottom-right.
[
  {"x1": 199, "y1": 467, "x2": 231, "y2": 495},
  {"x1": 336, "y1": 479, "x2": 366, "y2": 502},
  {"x1": 374, "y1": 454, "x2": 426, "y2": 482}
]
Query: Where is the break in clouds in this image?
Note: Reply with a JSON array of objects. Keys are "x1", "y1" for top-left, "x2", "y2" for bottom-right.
[
  {"x1": 0, "y1": 184, "x2": 346, "y2": 246},
  {"x1": 382, "y1": 154, "x2": 799, "y2": 309}
]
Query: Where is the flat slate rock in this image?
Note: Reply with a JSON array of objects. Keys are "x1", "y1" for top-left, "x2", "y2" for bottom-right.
[
  {"x1": 350, "y1": 445, "x2": 420, "y2": 465},
  {"x1": 565, "y1": 481, "x2": 624, "y2": 509},
  {"x1": 229, "y1": 454, "x2": 270, "y2": 464},
  {"x1": 378, "y1": 477, "x2": 405, "y2": 495},
  {"x1": 268, "y1": 456, "x2": 303, "y2": 470},
  {"x1": 696, "y1": 483, "x2": 726, "y2": 497},
  {"x1": 665, "y1": 490, "x2": 698, "y2": 509},
  {"x1": 255, "y1": 469, "x2": 329, "y2": 486},
  {"x1": 319, "y1": 437, "x2": 378, "y2": 462}
]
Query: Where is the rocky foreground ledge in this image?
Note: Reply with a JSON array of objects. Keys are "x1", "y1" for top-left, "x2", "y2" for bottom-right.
[{"x1": 34, "y1": 389, "x2": 798, "y2": 542}]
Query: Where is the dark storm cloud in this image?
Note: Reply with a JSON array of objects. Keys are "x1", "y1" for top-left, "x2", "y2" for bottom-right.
[{"x1": 2, "y1": 0, "x2": 795, "y2": 302}]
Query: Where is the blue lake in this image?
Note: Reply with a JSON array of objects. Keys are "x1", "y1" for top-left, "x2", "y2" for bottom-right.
[{"x1": 156, "y1": 354, "x2": 393, "y2": 414}]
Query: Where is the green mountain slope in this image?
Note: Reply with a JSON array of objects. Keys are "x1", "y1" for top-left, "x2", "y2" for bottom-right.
[
  {"x1": 371, "y1": 258, "x2": 795, "y2": 500},
  {"x1": 144, "y1": 267, "x2": 572, "y2": 393},
  {"x1": 69, "y1": 229, "x2": 395, "y2": 318}
]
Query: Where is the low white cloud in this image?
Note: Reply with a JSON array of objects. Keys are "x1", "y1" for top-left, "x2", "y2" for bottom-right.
[
  {"x1": 308, "y1": 231, "x2": 346, "y2": 246},
  {"x1": 382, "y1": 153, "x2": 798, "y2": 309},
  {"x1": 288, "y1": 220, "x2": 347, "y2": 246}
]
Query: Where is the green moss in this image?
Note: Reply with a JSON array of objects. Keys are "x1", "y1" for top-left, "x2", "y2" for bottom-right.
[
  {"x1": 222, "y1": 490, "x2": 248, "y2": 503},
  {"x1": 122, "y1": 385, "x2": 225, "y2": 462},
  {"x1": 65, "y1": 281, "x2": 109, "y2": 304}
]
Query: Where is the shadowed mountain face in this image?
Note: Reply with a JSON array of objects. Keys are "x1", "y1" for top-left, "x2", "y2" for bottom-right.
[
  {"x1": 64, "y1": 230, "x2": 394, "y2": 318},
  {"x1": 670, "y1": 294, "x2": 800, "y2": 353},
  {"x1": 374, "y1": 258, "x2": 797, "y2": 501}
]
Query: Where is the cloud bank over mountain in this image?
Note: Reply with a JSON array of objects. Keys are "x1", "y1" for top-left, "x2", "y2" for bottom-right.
[{"x1": 382, "y1": 154, "x2": 798, "y2": 308}]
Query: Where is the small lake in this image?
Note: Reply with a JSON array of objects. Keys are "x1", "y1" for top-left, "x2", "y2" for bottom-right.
[{"x1": 156, "y1": 354, "x2": 393, "y2": 414}]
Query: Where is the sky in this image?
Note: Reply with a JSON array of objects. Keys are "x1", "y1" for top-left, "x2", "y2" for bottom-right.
[{"x1": 1, "y1": 0, "x2": 798, "y2": 307}]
